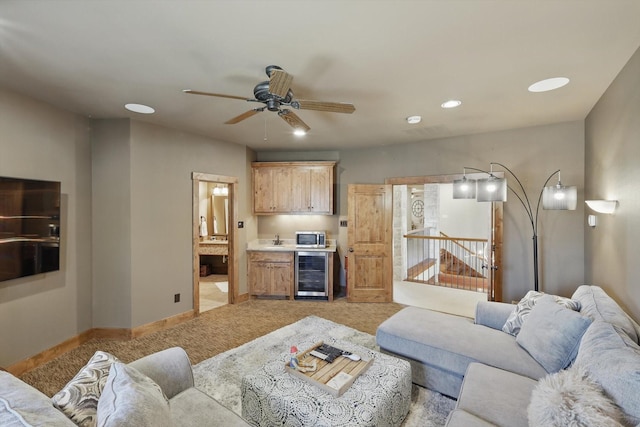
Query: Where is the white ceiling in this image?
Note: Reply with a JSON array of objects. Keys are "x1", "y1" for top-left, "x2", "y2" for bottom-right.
[{"x1": 2, "y1": 0, "x2": 640, "y2": 152}]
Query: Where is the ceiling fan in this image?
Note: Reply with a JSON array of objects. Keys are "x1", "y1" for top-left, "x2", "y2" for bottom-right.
[{"x1": 183, "y1": 65, "x2": 356, "y2": 133}]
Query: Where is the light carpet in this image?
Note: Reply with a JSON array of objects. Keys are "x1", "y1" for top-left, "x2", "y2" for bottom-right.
[{"x1": 193, "y1": 315, "x2": 455, "y2": 426}]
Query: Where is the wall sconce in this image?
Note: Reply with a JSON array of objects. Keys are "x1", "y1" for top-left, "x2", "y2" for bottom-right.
[{"x1": 585, "y1": 200, "x2": 618, "y2": 214}]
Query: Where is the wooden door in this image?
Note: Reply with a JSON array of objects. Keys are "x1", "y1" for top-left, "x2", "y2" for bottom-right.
[{"x1": 347, "y1": 184, "x2": 393, "y2": 302}]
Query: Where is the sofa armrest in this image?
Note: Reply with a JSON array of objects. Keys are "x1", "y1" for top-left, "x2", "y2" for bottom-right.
[
  {"x1": 474, "y1": 301, "x2": 514, "y2": 330},
  {"x1": 128, "y1": 347, "x2": 194, "y2": 399}
]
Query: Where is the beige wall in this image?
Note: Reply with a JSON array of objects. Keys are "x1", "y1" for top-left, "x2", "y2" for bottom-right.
[
  {"x1": 585, "y1": 46, "x2": 640, "y2": 321},
  {"x1": 0, "y1": 88, "x2": 92, "y2": 366},
  {"x1": 94, "y1": 120, "x2": 255, "y2": 328},
  {"x1": 258, "y1": 121, "x2": 585, "y2": 303}
]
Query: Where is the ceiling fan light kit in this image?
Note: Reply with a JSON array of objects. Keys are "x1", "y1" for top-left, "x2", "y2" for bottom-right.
[{"x1": 184, "y1": 65, "x2": 355, "y2": 135}]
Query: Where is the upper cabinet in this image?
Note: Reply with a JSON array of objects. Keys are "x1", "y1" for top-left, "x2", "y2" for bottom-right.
[{"x1": 252, "y1": 161, "x2": 335, "y2": 215}]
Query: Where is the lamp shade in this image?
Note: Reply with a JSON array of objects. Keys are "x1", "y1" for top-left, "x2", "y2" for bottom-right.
[
  {"x1": 452, "y1": 177, "x2": 477, "y2": 199},
  {"x1": 542, "y1": 185, "x2": 577, "y2": 210},
  {"x1": 476, "y1": 177, "x2": 507, "y2": 202}
]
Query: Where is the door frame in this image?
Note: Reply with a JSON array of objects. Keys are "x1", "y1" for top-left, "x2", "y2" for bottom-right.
[
  {"x1": 192, "y1": 172, "x2": 239, "y2": 312},
  {"x1": 385, "y1": 173, "x2": 503, "y2": 301}
]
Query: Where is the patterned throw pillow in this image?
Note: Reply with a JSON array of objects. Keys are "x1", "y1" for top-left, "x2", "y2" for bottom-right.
[
  {"x1": 502, "y1": 290, "x2": 581, "y2": 336},
  {"x1": 52, "y1": 351, "x2": 120, "y2": 427}
]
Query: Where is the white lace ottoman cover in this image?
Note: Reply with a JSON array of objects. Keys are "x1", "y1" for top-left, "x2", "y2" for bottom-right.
[{"x1": 240, "y1": 341, "x2": 412, "y2": 426}]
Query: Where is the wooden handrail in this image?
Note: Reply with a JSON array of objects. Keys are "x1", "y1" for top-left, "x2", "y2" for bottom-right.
[{"x1": 403, "y1": 234, "x2": 488, "y2": 243}]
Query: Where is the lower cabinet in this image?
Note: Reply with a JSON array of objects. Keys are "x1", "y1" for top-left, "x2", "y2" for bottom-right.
[{"x1": 248, "y1": 251, "x2": 294, "y2": 299}]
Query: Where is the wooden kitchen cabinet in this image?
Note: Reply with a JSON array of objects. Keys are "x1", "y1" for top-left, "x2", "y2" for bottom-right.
[
  {"x1": 248, "y1": 251, "x2": 294, "y2": 298},
  {"x1": 253, "y1": 165, "x2": 293, "y2": 213},
  {"x1": 252, "y1": 161, "x2": 335, "y2": 214}
]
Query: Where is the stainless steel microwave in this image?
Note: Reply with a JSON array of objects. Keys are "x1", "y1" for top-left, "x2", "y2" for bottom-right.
[{"x1": 295, "y1": 231, "x2": 326, "y2": 248}]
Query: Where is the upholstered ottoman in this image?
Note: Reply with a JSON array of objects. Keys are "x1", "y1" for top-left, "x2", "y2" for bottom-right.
[{"x1": 240, "y1": 341, "x2": 412, "y2": 426}]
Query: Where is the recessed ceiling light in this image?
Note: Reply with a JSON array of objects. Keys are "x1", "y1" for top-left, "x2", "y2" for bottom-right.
[
  {"x1": 528, "y1": 77, "x2": 570, "y2": 93},
  {"x1": 294, "y1": 129, "x2": 307, "y2": 136},
  {"x1": 441, "y1": 100, "x2": 462, "y2": 109},
  {"x1": 406, "y1": 115, "x2": 422, "y2": 124},
  {"x1": 125, "y1": 103, "x2": 155, "y2": 114}
]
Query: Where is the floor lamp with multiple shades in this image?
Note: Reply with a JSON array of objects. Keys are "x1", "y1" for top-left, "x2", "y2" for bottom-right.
[{"x1": 452, "y1": 162, "x2": 577, "y2": 292}]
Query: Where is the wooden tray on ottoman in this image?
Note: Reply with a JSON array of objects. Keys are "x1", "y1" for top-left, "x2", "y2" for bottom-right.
[{"x1": 284, "y1": 341, "x2": 373, "y2": 397}]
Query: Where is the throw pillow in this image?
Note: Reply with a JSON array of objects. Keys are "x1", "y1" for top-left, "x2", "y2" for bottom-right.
[
  {"x1": 528, "y1": 366, "x2": 625, "y2": 427},
  {"x1": 52, "y1": 350, "x2": 120, "y2": 427},
  {"x1": 516, "y1": 295, "x2": 592, "y2": 373},
  {"x1": 574, "y1": 321, "x2": 640, "y2": 425},
  {"x1": 502, "y1": 290, "x2": 581, "y2": 336},
  {"x1": 96, "y1": 363, "x2": 172, "y2": 427}
]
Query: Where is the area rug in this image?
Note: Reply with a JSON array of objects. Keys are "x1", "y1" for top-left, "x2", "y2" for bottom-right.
[
  {"x1": 193, "y1": 315, "x2": 455, "y2": 426},
  {"x1": 215, "y1": 281, "x2": 228, "y2": 293}
]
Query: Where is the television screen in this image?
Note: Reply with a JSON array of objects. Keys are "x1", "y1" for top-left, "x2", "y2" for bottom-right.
[{"x1": 0, "y1": 176, "x2": 61, "y2": 282}]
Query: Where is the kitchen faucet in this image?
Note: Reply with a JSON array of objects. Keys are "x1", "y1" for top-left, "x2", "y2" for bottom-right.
[{"x1": 273, "y1": 234, "x2": 282, "y2": 245}]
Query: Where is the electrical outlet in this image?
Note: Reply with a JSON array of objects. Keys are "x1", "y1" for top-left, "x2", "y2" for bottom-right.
[
  {"x1": 174, "y1": 293, "x2": 180, "y2": 303},
  {"x1": 340, "y1": 220, "x2": 348, "y2": 227}
]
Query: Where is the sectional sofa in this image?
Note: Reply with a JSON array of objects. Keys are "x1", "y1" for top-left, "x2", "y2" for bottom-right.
[
  {"x1": 377, "y1": 285, "x2": 640, "y2": 426},
  {"x1": 0, "y1": 347, "x2": 249, "y2": 426}
]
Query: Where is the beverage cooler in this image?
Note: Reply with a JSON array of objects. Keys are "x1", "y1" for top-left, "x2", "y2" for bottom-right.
[{"x1": 294, "y1": 251, "x2": 329, "y2": 299}]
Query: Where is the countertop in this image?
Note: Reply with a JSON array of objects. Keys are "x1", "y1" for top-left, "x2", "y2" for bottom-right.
[
  {"x1": 199, "y1": 239, "x2": 228, "y2": 245},
  {"x1": 247, "y1": 239, "x2": 337, "y2": 253}
]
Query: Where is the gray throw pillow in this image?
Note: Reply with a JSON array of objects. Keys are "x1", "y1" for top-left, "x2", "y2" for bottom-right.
[
  {"x1": 502, "y1": 290, "x2": 581, "y2": 336},
  {"x1": 52, "y1": 351, "x2": 120, "y2": 427},
  {"x1": 97, "y1": 362, "x2": 172, "y2": 427},
  {"x1": 516, "y1": 295, "x2": 592, "y2": 373},
  {"x1": 574, "y1": 321, "x2": 640, "y2": 425}
]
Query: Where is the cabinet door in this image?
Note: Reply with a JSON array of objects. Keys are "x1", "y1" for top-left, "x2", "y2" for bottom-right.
[
  {"x1": 308, "y1": 166, "x2": 333, "y2": 214},
  {"x1": 253, "y1": 167, "x2": 274, "y2": 213},
  {"x1": 249, "y1": 261, "x2": 270, "y2": 295},
  {"x1": 270, "y1": 262, "x2": 292, "y2": 296},
  {"x1": 271, "y1": 167, "x2": 293, "y2": 213},
  {"x1": 290, "y1": 167, "x2": 311, "y2": 212}
]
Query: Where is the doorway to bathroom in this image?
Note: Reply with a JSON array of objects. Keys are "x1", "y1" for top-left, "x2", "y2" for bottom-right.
[{"x1": 192, "y1": 172, "x2": 239, "y2": 313}]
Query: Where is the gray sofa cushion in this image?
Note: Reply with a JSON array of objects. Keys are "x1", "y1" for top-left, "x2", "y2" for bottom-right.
[
  {"x1": 446, "y1": 409, "x2": 496, "y2": 427},
  {"x1": 502, "y1": 291, "x2": 581, "y2": 336},
  {"x1": 0, "y1": 371, "x2": 74, "y2": 426},
  {"x1": 575, "y1": 321, "x2": 640, "y2": 425},
  {"x1": 376, "y1": 307, "x2": 547, "y2": 381},
  {"x1": 170, "y1": 388, "x2": 250, "y2": 426},
  {"x1": 97, "y1": 363, "x2": 172, "y2": 427},
  {"x1": 572, "y1": 285, "x2": 638, "y2": 343},
  {"x1": 454, "y1": 363, "x2": 536, "y2": 427},
  {"x1": 516, "y1": 295, "x2": 592, "y2": 373}
]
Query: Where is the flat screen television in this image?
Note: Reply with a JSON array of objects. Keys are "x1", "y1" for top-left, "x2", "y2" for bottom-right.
[{"x1": 0, "y1": 176, "x2": 61, "y2": 282}]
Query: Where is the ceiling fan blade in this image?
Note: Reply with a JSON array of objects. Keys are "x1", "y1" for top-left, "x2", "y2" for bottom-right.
[
  {"x1": 294, "y1": 99, "x2": 356, "y2": 114},
  {"x1": 225, "y1": 109, "x2": 263, "y2": 124},
  {"x1": 183, "y1": 89, "x2": 248, "y2": 101},
  {"x1": 268, "y1": 69, "x2": 293, "y2": 98},
  {"x1": 278, "y1": 109, "x2": 310, "y2": 132}
]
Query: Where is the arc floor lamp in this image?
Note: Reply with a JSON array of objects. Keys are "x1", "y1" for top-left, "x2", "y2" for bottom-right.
[{"x1": 453, "y1": 162, "x2": 577, "y2": 292}]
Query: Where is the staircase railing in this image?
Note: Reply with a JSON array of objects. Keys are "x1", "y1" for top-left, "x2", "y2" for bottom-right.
[{"x1": 404, "y1": 230, "x2": 490, "y2": 293}]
